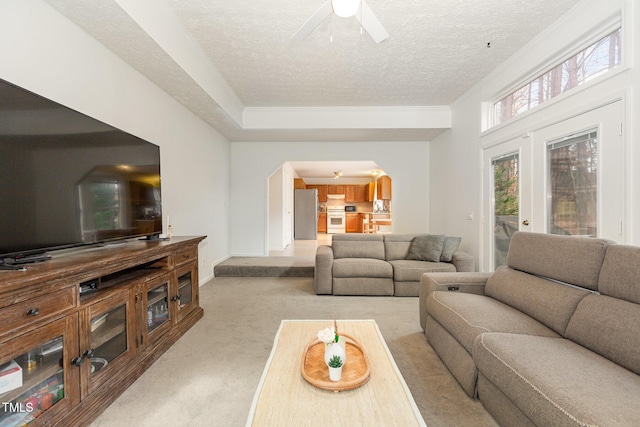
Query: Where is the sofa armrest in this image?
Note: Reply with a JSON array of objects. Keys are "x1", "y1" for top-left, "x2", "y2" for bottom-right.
[
  {"x1": 451, "y1": 251, "x2": 475, "y2": 272},
  {"x1": 418, "y1": 272, "x2": 492, "y2": 330},
  {"x1": 314, "y1": 245, "x2": 334, "y2": 295}
]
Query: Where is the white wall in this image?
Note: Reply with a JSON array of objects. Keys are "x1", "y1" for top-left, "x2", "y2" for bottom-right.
[
  {"x1": 0, "y1": 0, "x2": 231, "y2": 283},
  {"x1": 268, "y1": 167, "x2": 284, "y2": 250},
  {"x1": 430, "y1": 0, "x2": 638, "y2": 268},
  {"x1": 231, "y1": 141, "x2": 429, "y2": 256}
]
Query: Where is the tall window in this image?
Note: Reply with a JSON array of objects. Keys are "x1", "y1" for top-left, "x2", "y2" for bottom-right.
[
  {"x1": 547, "y1": 129, "x2": 598, "y2": 237},
  {"x1": 494, "y1": 28, "x2": 621, "y2": 126}
]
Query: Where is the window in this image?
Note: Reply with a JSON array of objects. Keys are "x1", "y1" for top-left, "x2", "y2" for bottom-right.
[
  {"x1": 494, "y1": 28, "x2": 621, "y2": 126},
  {"x1": 492, "y1": 154, "x2": 519, "y2": 268},
  {"x1": 547, "y1": 129, "x2": 598, "y2": 237}
]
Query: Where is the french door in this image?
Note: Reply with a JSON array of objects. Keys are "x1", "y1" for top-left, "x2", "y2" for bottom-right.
[
  {"x1": 482, "y1": 137, "x2": 532, "y2": 271},
  {"x1": 482, "y1": 100, "x2": 623, "y2": 271}
]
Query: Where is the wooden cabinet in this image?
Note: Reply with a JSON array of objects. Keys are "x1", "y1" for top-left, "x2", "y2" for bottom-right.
[
  {"x1": 0, "y1": 236, "x2": 205, "y2": 426},
  {"x1": 317, "y1": 185, "x2": 328, "y2": 202},
  {"x1": 377, "y1": 176, "x2": 392, "y2": 200},
  {"x1": 346, "y1": 213, "x2": 360, "y2": 233},
  {"x1": 307, "y1": 185, "x2": 328, "y2": 202},
  {"x1": 294, "y1": 178, "x2": 306, "y2": 189},
  {"x1": 78, "y1": 287, "x2": 137, "y2": 399},
  {"x1": 318, "y1": 213, "x2": 327, "y2": 233},
  {"x1": 365, "y1": 183, "x2": 376, "y2": 202},
  {"x1": 327, "y1": 185, "x2": 344, "y2": 195},
  {"x1": 0, "y1": 316, "x2": 80, "y2": 426},
  {"x1": 345, "y1": 185, "x2": 366, "y2": 203}
]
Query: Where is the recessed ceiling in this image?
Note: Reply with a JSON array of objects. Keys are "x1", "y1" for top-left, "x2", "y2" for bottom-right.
[
  {"x1": 290, "y1": 160, "x2": 383, "y2": 180},
  {"x1": 45, "y1": 0, "x2": 582, "y2": 143}
]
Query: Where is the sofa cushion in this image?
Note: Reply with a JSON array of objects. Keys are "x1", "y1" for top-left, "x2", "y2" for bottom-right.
[
  {"x1": 440, "y1": 236, "x2": 462, "y2": 262},
  {"x1": 597, "y1": 244, "x2": 640, "y2": 304},
  {"x1": 332, "y1": 234, "x2": 385, "y2": 260},
  {"x1": 565, "y1": 293, "x2": 640, "y2": 375},
  {"x1": 407, "y1": 235, "x2": 445, "y2": 262},
  {"x1": 474, "y1": 333, "x2": 640, "y2": 427},
  {"x1": 506, "y1": 231, "x2": 610, "y2": 291},
  {"x1": 485, "y1": 266, "x2": 591, "y2": 335},
  {"x1": 389, "y1": 259, "x2": 455, "y2": 282},
  {"x1": 332, "y1": 258, "x2": 392, "y2": 279},
  {"x1": 427, "y1": 291, "x2": 559, "y2": 354},
  {"x1": 383, "y1": 233, "x2": 423, "y2": 261}
]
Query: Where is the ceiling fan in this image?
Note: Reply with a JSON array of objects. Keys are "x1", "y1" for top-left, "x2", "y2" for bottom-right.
[{"x1": 292, "y1": 0, "x2": 389, "y2": 44}]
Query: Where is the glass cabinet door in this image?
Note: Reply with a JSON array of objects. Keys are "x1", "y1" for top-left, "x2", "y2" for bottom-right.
[
  {"x1": 141, "y1": 273, "x2": 172, "y2": 346},
  {"x1": 174, "y1": 263, "x2": 198, "y2": 321},
  {"x1": 80, "y1": 289, "x2": 135, "y2": 398},
  {"x1": 0, "y1": 317, "x2": 79, "y2": 426}
]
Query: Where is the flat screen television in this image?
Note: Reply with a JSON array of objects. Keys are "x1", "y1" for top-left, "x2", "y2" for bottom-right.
[{"x1": 0, "y1": 78, "x2": 162, "y2": 265}]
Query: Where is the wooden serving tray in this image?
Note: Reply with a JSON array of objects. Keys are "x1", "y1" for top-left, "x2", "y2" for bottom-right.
[{"x1": 300, "y1": 332, "x2": 370, "y2": 392}]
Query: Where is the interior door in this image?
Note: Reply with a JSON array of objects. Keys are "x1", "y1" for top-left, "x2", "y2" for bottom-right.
[{"x1": 482, "y1": 136, "x2": 532, "y2": 271}]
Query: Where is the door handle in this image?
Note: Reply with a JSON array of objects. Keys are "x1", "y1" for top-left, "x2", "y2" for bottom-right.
[{"x1": 522, "y1": 220, "x2": 530, "y2": 226}]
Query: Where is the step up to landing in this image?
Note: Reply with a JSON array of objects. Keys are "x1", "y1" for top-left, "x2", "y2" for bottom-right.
[{"x1": 214, "y1": 256, "x2": 314, "y2": 278}]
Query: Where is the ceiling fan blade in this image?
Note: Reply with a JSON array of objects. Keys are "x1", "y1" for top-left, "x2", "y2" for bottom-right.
[
  {"x1": 292, "y1": 1, "x2": 333, "y2": 41},
  {"x1": 355, "y1": 0, "x2": 389, "y2": 44}
]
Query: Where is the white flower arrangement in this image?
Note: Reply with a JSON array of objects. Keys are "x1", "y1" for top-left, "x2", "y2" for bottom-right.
[{"x1": 317, "y1": 326, "x2": 339, "y2": 344}]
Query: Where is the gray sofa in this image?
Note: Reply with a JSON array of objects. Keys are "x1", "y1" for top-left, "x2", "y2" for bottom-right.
[
  {"x1": 315, "y1": 233, "x2": 474, "y2": 296},
  {"x1": 420, "y1": 231, "x2": 640, "y2": 426}
]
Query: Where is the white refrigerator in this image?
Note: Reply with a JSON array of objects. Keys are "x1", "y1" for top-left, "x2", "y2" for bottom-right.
[{"x1": 294, "y1": 189, "x2": 318, "y2": 240}]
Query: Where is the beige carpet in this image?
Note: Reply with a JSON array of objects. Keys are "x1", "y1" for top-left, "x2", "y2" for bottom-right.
[{"x1": 90, "y1": 277, "x2": 498, "y2": 427}]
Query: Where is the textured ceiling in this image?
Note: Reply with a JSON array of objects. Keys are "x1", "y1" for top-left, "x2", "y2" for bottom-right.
[
  {"x1": 166, "y1": 0, "x2": 581, "y2": 107},
  {"x1": 44, "y1": 0, "x2": 582, "y2": 153}
]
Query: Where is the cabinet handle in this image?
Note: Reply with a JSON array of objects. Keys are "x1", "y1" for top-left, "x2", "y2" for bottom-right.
[
  {"x1": 82, "y1": 349, "x2": 95, "y2": 358},
  {"x1": 27, "y1": 308, "x2": 40, "y2": 316},
  {"x1": 71, "y1": 357, "x2": 84, "y2": 367},
  {"x1": 170, "y1": 295, "x2": 179, "y2": 302}
]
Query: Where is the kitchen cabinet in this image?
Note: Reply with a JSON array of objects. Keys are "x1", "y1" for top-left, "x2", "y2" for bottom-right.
[
  {"x1": 345, "y1": 185, "x2": 366, "y2": 203},
  {"x1": 294, "y1": 178, "x2": 306, "y2": 189},
  {"x1": 307, "y1": 185, "x2": 328, "y2": 202},
  {"x1": 318, "y1": 213, "x2": 327, "y2": 233},
  {"x1": 0, "y1": 236, "x2": 204, "y2": 426},
  {"x1": 327, "y1": 185, "x2": 344, "y2": 195},
  {"x1": 346, "y1": 213, "x2": 360, "y2": 233},
  {"x1": 377, "y1": 176, "x2": 392, "y2": 200},
  {"x1": 365, "y1": 183, "x2": 375, "y2": 202}
]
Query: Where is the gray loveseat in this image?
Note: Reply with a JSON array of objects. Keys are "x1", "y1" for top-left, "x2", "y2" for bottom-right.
[
  {"x1": 315, "y1": 233, "x2": 474, "y2": 296},
  {"x1": 420, "y1": 231, "x2": 640, "y2": 426}
]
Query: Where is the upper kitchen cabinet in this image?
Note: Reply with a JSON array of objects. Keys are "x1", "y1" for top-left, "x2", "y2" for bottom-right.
[
  {"x1": 327, "y1": 185, "x2": 345, "y2": 195},
  {"x1": 365, "y1": 182, "x2": 375, "y2": 202},
  {"x1": 307, "y1": 185, "x2": 328, "y2": 202},
  {"x1": 345, "y1": 185, "x2": 366, "y2": 203},
  {"x1": 377, "y1": 176, "x2": 392, "y2": 200},
  {"x1": 294, "y1": 178, "x2": 306, "y2": 189}
]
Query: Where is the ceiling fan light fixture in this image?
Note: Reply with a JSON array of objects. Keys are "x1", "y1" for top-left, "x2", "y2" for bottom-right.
[{"x1": 332, "y1": 0, "x2": 360, "y2": 18}]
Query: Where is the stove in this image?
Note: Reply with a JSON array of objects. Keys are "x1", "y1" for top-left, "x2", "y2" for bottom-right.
[{"x1": 326, "y1": 206, "x2": 346, "y2": 234}]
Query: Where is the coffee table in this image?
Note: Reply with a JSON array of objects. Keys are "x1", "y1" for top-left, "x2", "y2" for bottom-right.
[{"x1": 246, "y1": 320, "x2": 426, "y2": 426}]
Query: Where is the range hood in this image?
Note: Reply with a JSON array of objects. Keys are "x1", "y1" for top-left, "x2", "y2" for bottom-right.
[{"x1": 327, "y1": 194, "x2": 346, "y2": 199}]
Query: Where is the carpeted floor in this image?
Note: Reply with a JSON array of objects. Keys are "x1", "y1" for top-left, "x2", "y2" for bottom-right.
[{"x1": 90, "y1": 277, "x2": 498, "y2": 427}]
